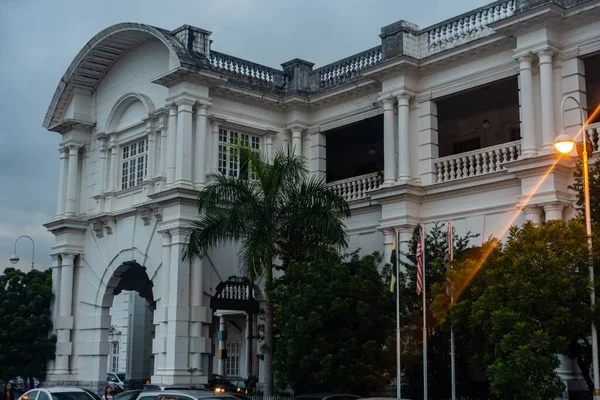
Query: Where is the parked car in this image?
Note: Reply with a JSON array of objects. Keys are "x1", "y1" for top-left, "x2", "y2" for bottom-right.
[
  {"x1": 294, "y1": 394, "x2": 362, "y2": 400},
  {"x1": 206, "y1": 375, "x2": 238, "y2": 393},
  {"x1": 115, "y1": 390, "x2": 142, "y2": 400},
  {"x1": 107, "y1": 372, "x2": 126, "y2": 391},
  {"x1": 142, "y1": 385, "x2": 209, "y2": 392},
  {"x1": 81, "y1": 389, "x2": 101, "y2": 400},
  {"x1": 18, "y1": 387, "x2": 97, "y2": 400},
  {"x1": 135, "y1": 391, "x2": 238, "y2": 400}
]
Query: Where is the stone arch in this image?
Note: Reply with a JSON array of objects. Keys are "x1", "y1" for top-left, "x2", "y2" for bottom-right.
[
  {"x1": 104, "y1": 92, "x2": 155, "y2": 133},
  {"x1": 43, "y1": 22, "x2": 187, "y2": 130}
]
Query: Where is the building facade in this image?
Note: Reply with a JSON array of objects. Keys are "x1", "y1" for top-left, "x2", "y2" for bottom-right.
[{"x1": 43, "y1": 0, "x2": 600, "y2": 393}]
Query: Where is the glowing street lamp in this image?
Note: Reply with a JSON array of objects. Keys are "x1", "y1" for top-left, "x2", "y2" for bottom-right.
[
  {"x1": 554, "y1": 95, "x2": 600, "y2": 398},
  {"x1": 8, "y1": 235, "x2": 35, "y2": 271}
]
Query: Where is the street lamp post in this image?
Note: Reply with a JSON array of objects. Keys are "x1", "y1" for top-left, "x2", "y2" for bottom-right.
[
  {"x1": 554, "y1": 95, "x2": 600, "y2": 399},
  {"x1": 8, "y1": 235, "x2": 35, "y2": 270}
]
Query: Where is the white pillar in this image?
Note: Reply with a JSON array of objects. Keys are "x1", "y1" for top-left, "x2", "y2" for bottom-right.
[
  {"x1": 544, "y1": 203, "x2": 564, "y2": 222},
  {"x1": 291, "y1": 127, "x2": 302, "y2": 158},
  {"x1": 561, "y1": 58, "x2": 588, "y2": 139},
  {"x1": 159, "y1": 117, "x2": 168, "y2": 179},
  {"x1": 164, "y1": 229, "x2": 191, "y2": 381},
  {"x1": 418, "y1": 99, "x2": 439, "y2": 185},
  {"x1": 65, "y1": 145, "x2": 80, "y2": 216},
  {"x1": 383, "y1": 97, "x2": 397, "y2": 186},
  {"x1": 523, "y1": 206, "x2": 543, "y2": 226},
  {"x1": 50, "y1": 255, "x2": 61, "y2": 332},
  {"x1": 397, "y1": 93, "x2": 411, "y2": 182},
  {"x1": 108, "y1": 137, "x2": 118, "y2": 191},
  {"x1": 245, "y1": 312, "x2": 252, "y2": 377},
  {"x1": 265, "y1": 133, "x2": 274, "y2": 163},
  {"x1": 188, "y1": 257, "x2": 203, "y2": 376},
  {"x1": 218, "y1": 315, "x2": 226, "y2": 375},
  {"x1": 309, "y1": 131, "x2": 327, "y2": 180},
  {"x1": 56, "y1": 147, "x2": 68, "y2": 218},
  {"x1": 166, "y1": 104, "x2": 178, "y2": 184},
  {"x1": 175, "y1": 99, "x2": 194, "y2": 187},
  {"x1": 98, "y1": 138, "x2": 108, "y2": 193},
  {"x1": 55, "y1": 253, "x2": 75, "y2": 373},
  {"x1": 211, "y1": 120, "x2": 221, "y2": 174},
  {"x1": 398, "y1": 227, "x2": 414, "y2": 274},
  {"x1": 153, "y1": 231, "x2": 171, "y2": 378},
  {"x1": 519, "y1": 56, "x2": 537, "y2": 157},
  {"x1": 146, "y1": 123, "x2": 156, "y2": 181},
  {"x1": 194, "y1": 104, "x2": 208, "y2": 187},
  {"x1": 538, "y1": 50, "x2": 557, "y2": 152}
]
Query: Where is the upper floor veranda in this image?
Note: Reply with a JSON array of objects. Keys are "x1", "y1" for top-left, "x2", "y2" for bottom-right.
[{"x1": 44, "y1": 0, "x2": 600, "y2": 225}]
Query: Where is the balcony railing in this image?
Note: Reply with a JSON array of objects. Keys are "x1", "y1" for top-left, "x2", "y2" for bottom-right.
[
  {"x1": 587, "y1": 122, "x2": 600, "y2": 153},
  {"x1": 435, "y1": 140, "x2": 521, "y2": 183},
  {"x1": 327, "y1": 171, "x2": 384, "y2": 202}
]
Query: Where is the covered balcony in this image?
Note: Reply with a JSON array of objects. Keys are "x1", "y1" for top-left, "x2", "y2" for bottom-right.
[
  {"x1": 434, "y1": 77, "x2": 522, "y2": 183},
  {"x1": 325, "y1": 115, "x2": 384, "y2": 201}
]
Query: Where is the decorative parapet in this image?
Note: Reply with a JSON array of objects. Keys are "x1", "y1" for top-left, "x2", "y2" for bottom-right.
[
  {"x1": 327, "y1": 171, "x2": 384, "y2": 201},
  {"x1": 209, "y1": 50, "x2": 286, "y2": 94},
  {"x1": 311, "y1": 46, "x2": 383, "y2": 91}
]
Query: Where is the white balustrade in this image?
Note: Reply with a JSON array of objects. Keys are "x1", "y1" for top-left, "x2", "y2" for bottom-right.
[
  {"x1": 327, "y1": 171, "x2": 384, "y2": 201},
  {"x1": 435, "y1": 140, "x2": 521, "y2": 183}
]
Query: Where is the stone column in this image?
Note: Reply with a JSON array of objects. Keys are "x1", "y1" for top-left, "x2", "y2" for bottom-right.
[
  {"x1": 245, "y1": 313, "x2": 253, "y2": 377},
  {"x1": 544, "y1": 203, "x2": 564, "y2": 222},
  {"x1": 55, "y1": 253, "x2": 75, "y2": 373},
  {"x1": 65, "y1": 145, "x2": 81, "y2": 216},
  {"x1": 47, "y1": 255, "x2": 61, "y2": 374},
  {"x1": 291, "y1": 127, "x2": 303, "y2": 158},
  {"x1": 538, "y1": 50, "x2": 557, "y2": 152},
  {"x1": 218, "y1": 315, "x2": 226, "y2": 375},
  {"x1": 519, "y1": 56, "x2": 537, "y2": 157},
  {"x1": 153, "y1": 231, "x2": 171, "y2": 378},
  {"x1": 175, "y1": 99, "x2": 195, "y2": 188},
  {"x1": 309, "y1": 131, "x2": 326, "y2": 180},
  {"x1": 383, "y1": 228, "x2": 396, "y2": 268},
  {"x1": 398, "y1": 227, "x2": 415, "y2": 274},
  {"x1": 561, "y1": 58, "x2": 588, "y2": 139},
  {"x1": 108, "y1": 137, "x2": 118, "y2": 191},
  {"x1": 397, "y1": 93, "x2": 412, "y2": 182},
  {"x1": 188, "y1": 256, "x2": 204, "y2": 378},
  {"x1": 166, "y1": 104, "x2": 178, "y2": 185},
  {"x1": 194, "y1": 104, "x2": 208, "y2": 187},
  {"x1": 98, "y1": 137, "x2": 108, "y2": 194},
  {"x1": 522, "y1": 206, "x2": 543, "y2": 226},
  {"x1": 146, "y1": 122, "x2": 156, "y2": 181},
  {"x1": 159, "y1": 122, "x2": 167, "y2": 179},
  {"x1": 265, "y1": 133, "x2": 274, "y2": 163},
  {"x1": 383, "y1": 98, "x2": 397, "y2": 186},
  {"x1": 418, "y1": 99, "x2": 439, "y2": 185},
  {"x1": 56, "y1": 147, "x2": 68, "y2": 218},
  {"x1": 164, "y1": 228, "x2": 191, "y2": 382},
  {"x1": 211, "y1": 120, "x2": 222, "y2": 174}
]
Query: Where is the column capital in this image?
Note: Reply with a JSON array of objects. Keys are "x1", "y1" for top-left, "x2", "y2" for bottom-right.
[
  {"x1": 168, "y1": 103, "x2": 178, "y2": 115},
  {"x1": 51, "y1": 254, "x2": 61, "y2": 268},
  {"x1": 393, "y1": 90, "x2": 414, "y2": 105},
  {"x1": 287, "y1": 124, "x2": 306, "y2": 134},
  {"x1": 537, "y1": 49, "x2": 555, "y2": 63},
  {"x1": 61, "y1": 253, "x2": 76, "y2": 264},
  {"x1": 381, "y1": 97, "x2": 395, "y2": 111},
  {"x1": 543, "y1": 202, "x2": 565, "y2": 212},
  {"x1": 517, "y1": 54, "x2": 534, "y2": 69},
  {"x1": 195, "y1": 103, "x2": 209, "y2": 116},
  {"x1": 209, "y1": 115, "x2": 226, "y2": 127}
]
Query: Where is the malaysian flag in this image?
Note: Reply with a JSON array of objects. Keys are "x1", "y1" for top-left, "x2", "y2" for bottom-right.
[{"x1": 416, "y1": 225, "x2": 425, "y2": 295}]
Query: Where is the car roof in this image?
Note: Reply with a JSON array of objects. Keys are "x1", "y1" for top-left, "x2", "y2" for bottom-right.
[
  {"x1": 45, "y1": 388, "x2": 90, "y2": 394},
  {"x1": 140, "y1": 392, "x2": 234, "y2": 398}
]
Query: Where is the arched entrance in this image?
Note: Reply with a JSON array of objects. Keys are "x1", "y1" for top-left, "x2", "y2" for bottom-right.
[
  {"x1": 105, "y1": 260, "x2": 156, "y2": 389},
  {"x1": 211, "y1": 276, "x2": 261, "y2": 381}
]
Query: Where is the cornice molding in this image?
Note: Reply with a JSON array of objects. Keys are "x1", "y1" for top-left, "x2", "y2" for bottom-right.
[{"x1": 49, "y1": 118, "x2": 96, "y2": 134}]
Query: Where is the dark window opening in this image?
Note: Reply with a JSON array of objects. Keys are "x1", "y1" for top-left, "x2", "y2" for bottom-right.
[
  {"x1": 437, "y1": 76, "x2": 520, "y2": 157},
  {"x1": 584, "y1": 53, "x2": 600, "y2": 124},
  {"x1": 325, "y1": 115, "x2": 384, "y2": 183}
]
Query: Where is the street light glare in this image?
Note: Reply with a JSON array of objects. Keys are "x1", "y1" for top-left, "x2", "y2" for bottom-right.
[{"x1": 554, "y1": 132, "x2": 575, "y2": 154}]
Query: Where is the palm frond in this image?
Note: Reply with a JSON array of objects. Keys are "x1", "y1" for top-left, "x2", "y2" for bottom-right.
[
  {"x1": 237, "y1": 224, "x2": 273, "y2": 281},
  {"x1": 197, "y1": 172, "x2": 261, "y2": 212}
]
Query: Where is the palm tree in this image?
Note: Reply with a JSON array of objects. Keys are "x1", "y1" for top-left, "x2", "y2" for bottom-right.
[{"x1": 183, "y1": 146, "x2": 351, "y2": 395}]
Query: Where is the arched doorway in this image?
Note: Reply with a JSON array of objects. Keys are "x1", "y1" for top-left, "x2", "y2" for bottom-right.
[
  {"x1": 105, "y1": 260, "x2": 156, "y2": 389},
  {"x1": 210, "y1": 276, "x2": 261, "y2": 382}
]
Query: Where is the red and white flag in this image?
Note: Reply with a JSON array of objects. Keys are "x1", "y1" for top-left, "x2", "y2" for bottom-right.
[{"x1": 416, "y1": 226, "x2": 425, "y2": 295}]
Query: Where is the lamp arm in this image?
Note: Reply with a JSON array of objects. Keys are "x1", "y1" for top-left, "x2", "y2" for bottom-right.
[{"x1": 14, "y1": 235, "x2": 35, "y2": 267}]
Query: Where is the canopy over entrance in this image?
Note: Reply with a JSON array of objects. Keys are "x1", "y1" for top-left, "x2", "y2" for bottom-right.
[{"x1": 210, "y1": 276, "x2": 260, "y2": 314}]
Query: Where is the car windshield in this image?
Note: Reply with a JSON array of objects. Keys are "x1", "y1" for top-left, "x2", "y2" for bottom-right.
[
  {"x1": 51, "y1": 392, "x2": 95, "y2": 400},
  {"x1": 116, "y1": 374, "x2": 125, "y2": 381}
]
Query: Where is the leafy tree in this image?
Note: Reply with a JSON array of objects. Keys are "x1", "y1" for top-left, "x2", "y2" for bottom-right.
[
  {"x1": 569, "y1": 159, "x2": 600, "y2": 231},
  {"x1": 389, "y1": 223, "x2": 480, "y2": 399},
  {"x1": 0, "y1": 267, "x2": 56, "y2": 385},
  {"x1": 183, "y1": 146, "x2": 350, "y2": 395},
  {"x1": 443, "y1": 220, "x2": 598, "y2": 399},
  {"x1": 272, "y1": 248, "x2": 393, "y2": 395}
]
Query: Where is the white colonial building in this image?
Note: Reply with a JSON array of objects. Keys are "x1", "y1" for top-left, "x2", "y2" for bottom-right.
[{"x1": 43, "y1": 0, "x2": 600, "y2": 394}]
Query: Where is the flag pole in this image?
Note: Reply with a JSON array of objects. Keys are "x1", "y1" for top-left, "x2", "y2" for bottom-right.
[
  {"x1": 395, "y1": 228, "x2": 402, "y2": 400},
  {"x1": 421, "y1": 224, "x2": 428, "y2": 400},
  {"x1": 448, "y1": 220, "x2": 456, "y2": 400}
]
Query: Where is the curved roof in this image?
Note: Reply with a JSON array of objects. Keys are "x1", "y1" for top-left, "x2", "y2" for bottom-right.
[{"x1": 43, "y1": 22, "x2": 196, "y2": 130}]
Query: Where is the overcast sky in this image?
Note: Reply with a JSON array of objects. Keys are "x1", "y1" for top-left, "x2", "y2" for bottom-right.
[{"x1": 0, "y1": 0, "x2": 489, "y2": 272}]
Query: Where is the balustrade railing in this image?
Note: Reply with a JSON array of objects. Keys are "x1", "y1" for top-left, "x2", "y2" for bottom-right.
[
  {"x1": 327, "y1": 171, "x2": 384, "y2": 201},
  {"x1": 209, "y1": 50, "x2": 282, "y2": 89},
  {"x1": 435, "y1": 140, "x2": 521, "y2": 183},
  {"x1": 587, "y1": 122, "x2": 600, "y2": 153},
  {"x1": 315, "y1": 46, "x2": 383, "y2": 90},
  {"x1": 425, "y1": 0, "x2": 515, "y2": 53}
]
